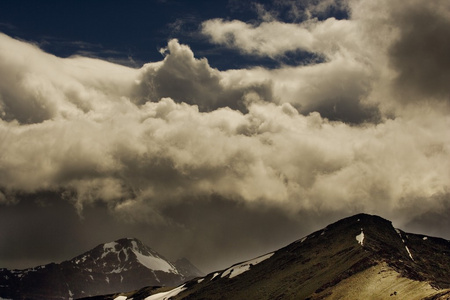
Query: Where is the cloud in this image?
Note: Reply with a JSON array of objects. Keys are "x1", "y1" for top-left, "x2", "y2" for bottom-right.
[
  {"x1": 221, "y1": 55, "x2": 378, "y2": 123},
  {"x1": 201, "y1": 14, "x2": 380, "y2": 123},
  {"x1": 201, "y1": 17, "x2": 359, "y2": 59},
  {"x1": 0, "y1": 33, "x2": 138, "y2": 123},
  {"x1": 388, "y1": 0, "x2": 450, "y2": 102},
  {"x1": 134, "y1": 39, "x2": 273, "y2": 112},
  {"x1": 0, "y1": 0, "x2": 450, "y2": 244}
]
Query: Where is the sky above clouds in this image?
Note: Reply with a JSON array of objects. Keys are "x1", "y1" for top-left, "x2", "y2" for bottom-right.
[{"x1": 0, "y1": 0, "x2": 449, "y2": 273}]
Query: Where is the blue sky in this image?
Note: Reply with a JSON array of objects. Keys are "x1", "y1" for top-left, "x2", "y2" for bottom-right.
[{"x1": 0, "y1": 0, "x2": 346, "y2": 69}]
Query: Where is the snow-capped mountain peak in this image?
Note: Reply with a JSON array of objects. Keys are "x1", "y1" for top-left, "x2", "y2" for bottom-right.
[
  {"x1": 0, "y1": 238, "x2": 202, "y2": 300},
  {"x1": 79, "y1": 238, "x2": 179, "y2": 275},
  {"x1": 68, "y1": 238, "x2": 180, "y2": 276}
]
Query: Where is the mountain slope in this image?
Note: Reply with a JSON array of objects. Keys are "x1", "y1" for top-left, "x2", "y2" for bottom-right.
[
  {"x1": 0, "y1": 238, "x2": 202, "y2": 300},
  {"x1": 118, "y1": 214, "x2": 450, "y2": 300}
]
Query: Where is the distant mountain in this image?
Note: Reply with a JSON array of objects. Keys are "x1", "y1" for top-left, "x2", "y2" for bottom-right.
[
  {"x1": 173, "y1": 258, "x2": 204, "y2": 279},
  {"x1": 0, "y1": 238, "x2": 203, "y2": 300},
  {"x1": 110, "y1": 214, "x2": 450, "y2": 300}
]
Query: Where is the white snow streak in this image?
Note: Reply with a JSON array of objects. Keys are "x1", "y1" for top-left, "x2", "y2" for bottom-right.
[
  {"x1": 405, "y1": 246, "x2": 414, "y2": 261},
  {"x1": 221, "y1": 253, "x2": 274, "y2": 279},
  {"x1": 133, "y1": 251, "x2": 177, "y2": 273},
  {"x1": 423, "y1": 237, "x2": 428, "y2": 241},
  {"x1": 356, "y1": 230, "x2": 365, "y2": 246},
  {"x1": 144, "y1": 285, "x2": 186, "y2": 300},
  {"x1": 211, "y1": 272, "x2": 220, "y2": 280},
  {"x1": 131, "y1": 241, "x2": 139, "y2": 251},
  {"x1": 114, "y1": 296, "x2": 127, "y2": 300}
]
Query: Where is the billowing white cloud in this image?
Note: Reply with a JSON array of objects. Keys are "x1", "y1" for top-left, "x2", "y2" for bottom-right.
[
  {"x1": 0, "y1": 33, "x2": 139, "y2": 123},
  {"x1": 201, "y1": 17, "x2": 359, "y2": 59},
  {"x1": 0, "y1": 0, "x2": 449, "y2": 230}
]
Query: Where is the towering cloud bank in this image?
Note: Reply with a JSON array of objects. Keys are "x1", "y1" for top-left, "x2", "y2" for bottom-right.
[{"x1": 0, "y1": 0, "x2": 449, "y2": 228}]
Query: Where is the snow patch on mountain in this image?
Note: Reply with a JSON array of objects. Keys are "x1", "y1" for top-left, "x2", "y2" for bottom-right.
[
  {"x1": 144, "y1": 285, "x2": 186, "y2": 300},
  {"x1": 101, "y1": 242, "x2": 118, "y2": 259},
  {"x1": 356, "y1": 229, "x2": 364, "y2": 246},
  {"x1": 133, "y1": 251, "x2": 178, "y2": 274},
  {"x1": 405, "y1": 246, "x2": 414, "y2": 261},
  {"x1": 221, "y1": 253, "x2": 274, "y2": 279}
]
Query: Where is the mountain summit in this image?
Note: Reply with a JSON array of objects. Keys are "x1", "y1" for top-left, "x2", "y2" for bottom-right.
[
  {"x1": 119, "y1": 214, "x2": 450, "y2": 300},
  {"x1": 0, "y1": 238, "x2": 202, "y2": 300}
]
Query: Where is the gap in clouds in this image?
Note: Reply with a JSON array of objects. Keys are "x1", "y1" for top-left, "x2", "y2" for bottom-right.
[{"x1": 0, "y1": 0, "x2": 347, "y2": 70}]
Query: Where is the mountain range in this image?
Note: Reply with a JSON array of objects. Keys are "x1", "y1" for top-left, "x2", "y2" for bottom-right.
[
  {"x1": 96, "y1": 214, "x2": 450, "y2": 300},
  {"x1": 2, "y1": 213, "x2": 450, "y2": 300},
  {"x1": 0, "y1": 238, "x2": 203, "y2": 300}
]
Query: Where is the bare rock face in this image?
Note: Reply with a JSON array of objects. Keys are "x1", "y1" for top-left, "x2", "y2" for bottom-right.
[{"x1": 0, "y1": 238, "x2": 202, "y2": 300}]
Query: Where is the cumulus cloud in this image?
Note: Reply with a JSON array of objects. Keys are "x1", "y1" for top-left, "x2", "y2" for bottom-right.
[
  {"x1": 201, "y1": 12, "x2": 380, "y2": 123},
  {"x1": 135, "y1": 39, "x2": 273, "y2": 112},
  {"x1": 0, "y1": 0, "x2": 449, "y2": 237}
]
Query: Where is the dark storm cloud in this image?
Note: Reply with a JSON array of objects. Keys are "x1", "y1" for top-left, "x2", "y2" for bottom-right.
[
  {"x1": 159, "y1": 194, "x2": 346, "y2": 272},
  {"x1": 303, "y1": 96, "x2": 380, "y2": 124},
  {"x1": 0, "y1": 192, "x2": 82, "y2": 269},
  {"x1": 402, "y1": 196, "x2": 450, "y2": 239},
  {"x1": 388, "y1": 1, "x2": 450, "y2": 102},
  {"x1": 0, "y1": 191, "x2": 346, "y2": 273}
]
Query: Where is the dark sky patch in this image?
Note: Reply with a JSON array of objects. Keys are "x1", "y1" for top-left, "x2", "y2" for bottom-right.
[{"x1": 389, "y1": 2, "x2": 450, "y2": 102}]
